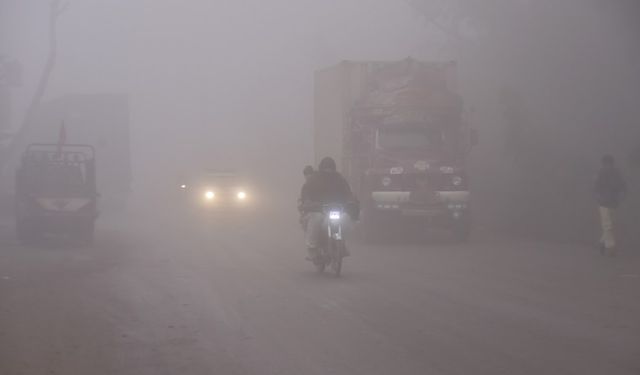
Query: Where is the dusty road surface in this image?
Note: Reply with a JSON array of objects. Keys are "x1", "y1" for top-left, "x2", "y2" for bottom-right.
[{"x1": 1, "y1": 205, "x2": 639, "y2": 375}]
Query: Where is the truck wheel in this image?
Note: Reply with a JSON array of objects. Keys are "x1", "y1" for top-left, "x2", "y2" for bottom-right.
[
  {"x1": 360, "y1": 210, "x2": 382, "y2": 244},
  {"x1": 452, "y1": 221, "x2": 471, "y2": 242},
  {"x1": 79, "y1": 222, "x2": 95, "y2": 246}
]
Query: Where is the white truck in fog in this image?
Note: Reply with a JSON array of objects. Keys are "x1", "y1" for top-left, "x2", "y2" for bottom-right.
[
  {"x1": 23, "y1": 94, "x2": 132, "y2": 212},
  {"x1": 314, "y1": 58, "x2": 476, "y2": 241}
]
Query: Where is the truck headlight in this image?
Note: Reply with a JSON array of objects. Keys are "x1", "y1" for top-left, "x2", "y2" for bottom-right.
[
  {"x1": 448, "y1": 202, "x2": 466, "y2": 210},
  {"x1": 381, "y1": 176, "x2": 391, "y2": 187},
  {"x1": 452, "y1": 176, "x2": 463, "y2": 186},
  {"x1": 440, "y1": 166, "x2": 455, "y2": 174}
]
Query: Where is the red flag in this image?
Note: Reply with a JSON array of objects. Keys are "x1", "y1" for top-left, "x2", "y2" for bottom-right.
[{"x1": 56, "y1": 121, "x2": 66, "y2": 158}]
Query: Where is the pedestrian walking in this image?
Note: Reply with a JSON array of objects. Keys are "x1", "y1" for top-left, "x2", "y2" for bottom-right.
[{"x1": 594, "y1": 154, "x2": 627, "y2": 256}]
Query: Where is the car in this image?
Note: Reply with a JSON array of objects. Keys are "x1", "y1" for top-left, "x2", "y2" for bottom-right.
[{"x1": 178, "y1": 169, "x2": 252, "y2": 210}]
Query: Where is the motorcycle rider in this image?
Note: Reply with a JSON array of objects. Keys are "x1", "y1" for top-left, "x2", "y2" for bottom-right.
[
  {"x1": 299, "y1": 165, "x2": 315, "y2": 204},
  {"x1": 594, "y1": 154, "x2": 627, "y2": 256},
  {"x1": 300, "y1": 157, "x2": 357, "y2": 262}
]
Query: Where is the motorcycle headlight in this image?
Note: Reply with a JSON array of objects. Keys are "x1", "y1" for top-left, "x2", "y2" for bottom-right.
[
  {"x1": 205, "y1": 191, "x2": 215, "y2": 200},
  {"x1": 329, "y1": 211, "x2": 341, "y2": 220},
  {"x1": 237, "y1": 191, "x2": 247, "y2": 200},
  {"x1": 452, "y1": 176, "x2": 463, "y2": 186}
]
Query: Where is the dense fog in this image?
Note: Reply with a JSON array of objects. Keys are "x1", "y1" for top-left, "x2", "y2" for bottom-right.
[
  {"x1": 1, "y1": 2, "x2": 640, "y2": 374},
  {"x1": 1, "y1": 0, "x2": 639, "y2": 239}
]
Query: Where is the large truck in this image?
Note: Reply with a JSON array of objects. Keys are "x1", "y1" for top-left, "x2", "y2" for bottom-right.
[
  {"x1": 20, "y1": 94, "x2": 132, "y2": 212},
  {"x1": 314, "y1": 58, "x2": 475, "y2": 241},
  {"x1": 15, "y1": 143, "x2": 98, "y2": 244}
]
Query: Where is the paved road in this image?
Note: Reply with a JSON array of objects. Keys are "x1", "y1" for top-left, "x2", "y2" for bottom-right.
[{"x1": 1, "y1": 208, "x2": 639, "y2": 375}]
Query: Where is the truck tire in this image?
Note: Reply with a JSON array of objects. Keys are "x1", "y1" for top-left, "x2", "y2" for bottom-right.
[
  {"x1": 452, "y1": 220, "x2": 471, "y2": 242},
  {"x1": 360, "y1": 210, "x2": 382, "y2": 244},
  {"x1": 78, "y1": 221, "x2": 95, "y2": 246}
]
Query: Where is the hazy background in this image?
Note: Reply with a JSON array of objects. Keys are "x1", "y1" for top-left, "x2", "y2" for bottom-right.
[{"x1": 1, "y1": 0, "x2": 639, "y2": 243}]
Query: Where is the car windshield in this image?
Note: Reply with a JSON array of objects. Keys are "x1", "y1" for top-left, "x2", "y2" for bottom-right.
[{"x1": 201, "y1": 173, "x2": 240, "y2": 188}]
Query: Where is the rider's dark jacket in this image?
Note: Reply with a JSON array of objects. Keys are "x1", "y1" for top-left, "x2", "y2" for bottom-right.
[
  {"x1": 594, "y1": 165, "x2": 626, "y2": 208},
  {"x1": 305, "y1": 170, "x2": 352, "y2": 205}
]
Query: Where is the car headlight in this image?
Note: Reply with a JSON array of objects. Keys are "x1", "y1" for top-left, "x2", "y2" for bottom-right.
[
  {"x1": 329, "y1": 211, "x2": 341, "y2": 220},
  {"x1": 452, "y1": 176, "x2": 463, "y2": 186},
  {"x1": 180, "y1": 184, "x2": 187, "y2": 189},
  {"x1": 205, "y1": 191, "x2": 215, "y2": 200},
  {"x1": 237, "y1": 191, "x2": 247, "y2": 200}
]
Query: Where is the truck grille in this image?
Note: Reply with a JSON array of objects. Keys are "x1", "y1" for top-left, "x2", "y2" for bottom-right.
[{"x1": 372, "y1": 173, "x2": 467, "y2": 192}]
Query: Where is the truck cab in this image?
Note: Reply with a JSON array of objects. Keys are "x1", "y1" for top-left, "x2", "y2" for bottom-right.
[
  {"x1": 15, "y1": 144, "x2": 98, "y2": 244},
  {"x1": 314, "y1": 58, "x2": 474, "y2": 242},
  {"x1": 359, "y1": 114, "x2": 472, "y2": 241}
]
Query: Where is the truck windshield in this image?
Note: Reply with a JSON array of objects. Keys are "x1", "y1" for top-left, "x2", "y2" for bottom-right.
[
  {"x1": 377, "y1": 127, "x2": 442, "y2": 151},
  {"x1": 29, "y1": 164, "x2": 89, "y2": 195}
]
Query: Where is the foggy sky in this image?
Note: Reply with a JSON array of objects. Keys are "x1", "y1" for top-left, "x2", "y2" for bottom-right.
[{"x1": 2, "y1": 0, "x2": 442, "y2": 187}]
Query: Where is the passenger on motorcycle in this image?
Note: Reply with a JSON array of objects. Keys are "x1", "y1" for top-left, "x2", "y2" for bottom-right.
[{"x1": 300, "y1": 157, "x2": 358, "y2": 262}]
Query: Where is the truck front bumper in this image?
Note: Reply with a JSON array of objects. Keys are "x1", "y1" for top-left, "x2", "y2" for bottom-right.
[
  {"x1": 368, "y1": 190, "x2": 470, "y2": 224},
  {"x1": 18, "y1": 213, "x2": 97, "y2": 233}
]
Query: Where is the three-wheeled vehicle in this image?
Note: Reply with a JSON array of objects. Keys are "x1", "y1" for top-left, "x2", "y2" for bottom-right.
[{"x1": 15, "y1": 144, "x2": 98, "y2": 244}]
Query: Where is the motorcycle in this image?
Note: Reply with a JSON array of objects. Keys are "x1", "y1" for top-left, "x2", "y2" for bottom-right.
[{"x1": 313, "y1": 204, "x2": 347, "y2": 277}]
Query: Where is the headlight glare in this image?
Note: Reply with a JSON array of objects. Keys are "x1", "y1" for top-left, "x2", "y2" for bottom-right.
[{"x1": 440, "y1": 166, "x2": 455, "y2": 174}]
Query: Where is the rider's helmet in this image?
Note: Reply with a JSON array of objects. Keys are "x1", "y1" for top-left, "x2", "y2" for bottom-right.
[
  {"x1": 318, "y1": 157, "x2": 337, "y2": 172},
  {"x1": 303, "y1": 165, "x2": 314, "y2": 177}
]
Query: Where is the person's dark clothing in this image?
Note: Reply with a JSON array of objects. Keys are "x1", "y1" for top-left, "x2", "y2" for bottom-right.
[
  {"x1": 300, "y1": 180, "x2": 312, "y2": 201},
  {"x1": 594, "y1": 165, "x2": 626, "y2": 208},
  {"x1": 305, "y1": 171, "x2": 352, "y2": 206},
  {"x1": 298, "y1": 181, "x2": 311, "y2": 213}
]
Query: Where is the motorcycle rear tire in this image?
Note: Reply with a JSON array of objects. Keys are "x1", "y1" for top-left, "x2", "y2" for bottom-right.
[{"x1": 331, "y1": 240, "x2": 343, "y2": 277}]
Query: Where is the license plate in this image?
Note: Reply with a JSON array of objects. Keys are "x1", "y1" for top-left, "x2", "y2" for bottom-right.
[{"x1": 409, "y1": 190, "x2": 438, "y2": 205}]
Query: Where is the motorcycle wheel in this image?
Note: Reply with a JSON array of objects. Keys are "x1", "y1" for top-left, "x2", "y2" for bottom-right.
[{"x1": 330, "y1": 240, "x2": 343, "y2": 277}]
